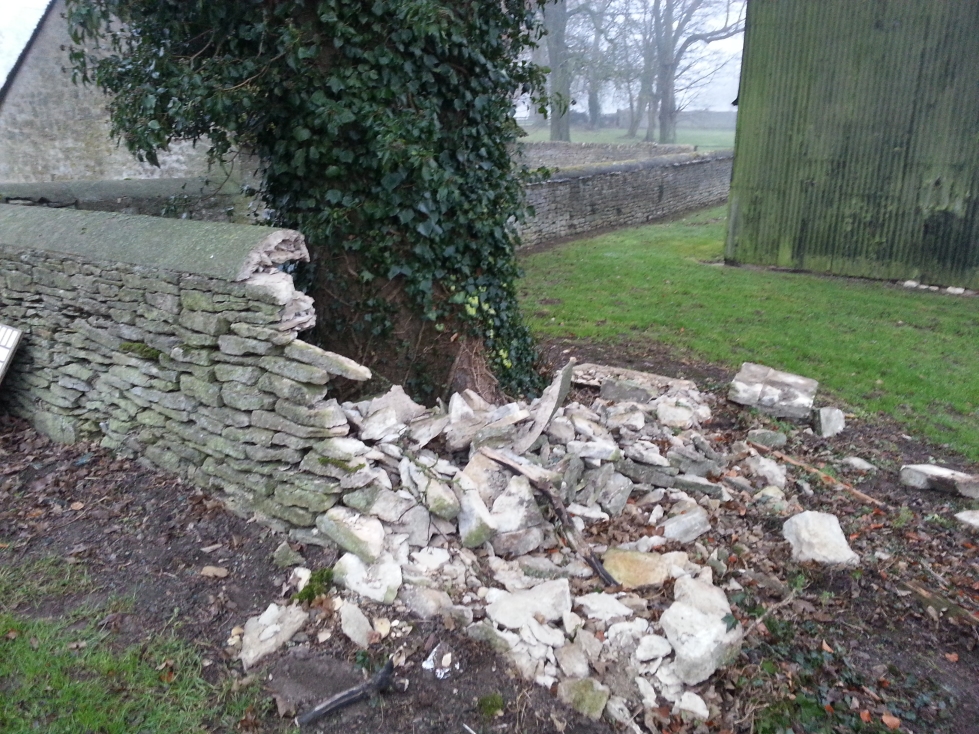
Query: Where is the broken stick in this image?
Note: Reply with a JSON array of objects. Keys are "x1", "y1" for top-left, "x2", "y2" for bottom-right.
[
  {"x1": 296, "y1": 658, "x2": 394, "y2": 727},
  {"x1": 479, "y1": 447, "x2": 619, "y2": 587},
  {"x1": 747, "y1": 441, "x2": 887, "y2": 508}
]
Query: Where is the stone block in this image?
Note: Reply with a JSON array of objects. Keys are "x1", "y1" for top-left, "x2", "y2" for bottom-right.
[
  {"x1": 259, "y1": 356, "x2": 331, "y2": 385},
  {"x1": 177, "y1": 311, "x2": 230, "y2": 336},
  {"x1": 220, "y1": 382, "x2": 276, "y2": 411},
  {"x1": 728, "y1": 362, "x2": 818, "y2": 420},
  {"x1": 214, "y1": 363, "x2": 264, "y2": 385},
  {"x1": 217, "y1": 334, "x2": 277, "y2": 356},
  {"x1": 244, "y1": 444, "x2": 303, "y2": 464},
  {"x1": 256, "y1": 373, "x2": 328, "y2": 405},
  {"x1": 274, "y1": 398, "x2": 347, "y2": 428},
  {"x1": 222, "y1": 425, "x2": 275, "y2": 447},
  {"x1": 169, "y1": 345, "x2": 215, "y2": 366},
  {"x1": 283, "y1": 341, "x2": 372, "y2": 381},
  {"x1": 229, "y1": 322, "x2": 296, "y2": 346},
  {"x1": 251, "y1": 410, "x2": 338, "y2": 438}
]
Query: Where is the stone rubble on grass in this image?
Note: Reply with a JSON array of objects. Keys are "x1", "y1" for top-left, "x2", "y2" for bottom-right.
[
  {"x1": 232, "y1": 358, "x2": 970, "y2": 727},
  {"x1": 899, "y1": 464, "x2": 979, "y2": 499},
  {"x1": 728, "y1": 362, "x2": 818, "y2": 419}
]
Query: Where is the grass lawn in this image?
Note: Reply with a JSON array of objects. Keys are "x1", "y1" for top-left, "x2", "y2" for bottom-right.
[
  {"x1": 519, "y1": 206, "x2": 979, "y2": 460},
  {"x1": 0, "y1": 556, "x2": 259, "y2": 734},
  {"x1": 519, "y1": 126, "x2": 735, "y2": 150}
]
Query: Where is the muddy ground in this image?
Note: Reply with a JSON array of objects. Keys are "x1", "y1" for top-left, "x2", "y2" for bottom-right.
[{"x1": 1, "y1": 338, "x2": 977, "y2": 733}]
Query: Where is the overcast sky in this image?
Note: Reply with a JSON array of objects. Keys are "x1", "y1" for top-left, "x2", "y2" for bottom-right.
[
  {"x1": 0, "y1": 0, "x2": 50, "y2": 86},
  {"x1": 1, "y1": 1, "x2": 741, "y2": 110}
]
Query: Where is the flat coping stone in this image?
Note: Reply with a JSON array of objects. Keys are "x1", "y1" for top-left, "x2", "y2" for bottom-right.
[{"x1": 0, "y1": 203, "x2": 302, "y2": 281}]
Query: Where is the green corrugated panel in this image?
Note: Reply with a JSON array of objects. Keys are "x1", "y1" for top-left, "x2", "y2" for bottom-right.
[{"x1": 727, "y1": 0, "x2": 979, "y2": 288}]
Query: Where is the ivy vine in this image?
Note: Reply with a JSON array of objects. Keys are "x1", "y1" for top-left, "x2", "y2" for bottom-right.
[{"x1": 66, "y1": 0, "x2": 548, "y2": 396}]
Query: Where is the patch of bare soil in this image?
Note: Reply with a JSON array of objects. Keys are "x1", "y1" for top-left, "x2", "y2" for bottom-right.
[
  {"x1": 540, "y1": 337, "x2": 979, "y2": 733},
  {"x1": 0, "y1": 413, "x2": 610, "y2": 734},
  {"x1": 1, "y1": 336, "x2": 977, "y2": 734}
]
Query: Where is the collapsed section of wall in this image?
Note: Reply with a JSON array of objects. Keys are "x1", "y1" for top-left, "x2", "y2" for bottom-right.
[
  {"x1": 0, "y1": 204, "x2": 374, "y2": 534},
  {"x1": 521, "y1": 151, "x2": 733, "y2": 246}
]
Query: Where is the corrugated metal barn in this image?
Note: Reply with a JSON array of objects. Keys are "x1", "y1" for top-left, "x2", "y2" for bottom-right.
[{"x1": 726, "y1": 0, "x2": 979, "y2": 288}]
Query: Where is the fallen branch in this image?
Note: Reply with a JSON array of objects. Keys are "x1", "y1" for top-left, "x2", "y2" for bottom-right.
[
  {"x1": 296, "y1": 658, "x2": 394, "y2": 727},
  {"x1": 902, "y1": 580, "x2": 979, "y2": 627},
  {"x1": 747, "y1": 441, "x2": 887, "y2": 508},
  {"x1": 480, "y1": 447, "x2": 618, "y2": 587}
]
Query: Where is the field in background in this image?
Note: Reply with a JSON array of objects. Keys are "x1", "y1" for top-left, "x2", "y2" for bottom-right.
[
  {"x1": 519, "y1": 126, "x2": 736, "y2": 151},
  {"x1": 519, "y1": 206, "x2": 979, "y2": 460}
]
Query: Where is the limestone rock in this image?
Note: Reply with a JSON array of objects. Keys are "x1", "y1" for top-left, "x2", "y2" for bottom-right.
[
  {"x1": 954, "y1": 511, "x2": 979, "y2": 531},
  {"x1": 272, "y1": 541, "x2": 305, "y2": 568},
  {"x1": 315, "y1": 507, "x2": 385, "y2": 563},
  {"x1": 744, "y1": 456, "x2": 787, "y2": 489},
  {"x1": 782, "y1": 511, "x2": 859, "y2": 566},
  {"x1": 635, "y1": 634, "x2": 672, "y2": 662},
  {"x1": 729, "y1": 362, "x2": 818, "y2": 419},
  {"x1": 673, "y1": 575, "x2": 731, "y2": 618},
  {"x1": 574, "y1": 592, "x2": 634, "y2": 621},
  {"x1": 674, "y1": 691, "x2": 710, "y2": 721},
  {"x1": 659, "y1": 506, "x2": 711, "y2": 543},
  {"x1": 555, "y1": 640, "x2": 591, "y2": 678},
  {"x1": 491, "y1": 476, "x2": 544, "y2": 532},
  {"x1": 900, "y1": 464, "x2": 979, "y2": 498},
  {"x1": 659, "y1": 601, "x2": 743, "y2": 685},
  {"x1": 339, "y1": 601, "x2": 374, "y2": 648},
  {"x1": 367, "y1": 385, "x2": 426, "y2": 424},
  {"x1": 655, "y1": 399, "x2": 695, "y2": 429},
  {"x1": 332, "y1": 552, "x2": 403, "y2": 604},
  {"x1": 596, "y1": 472, "x2": 634, "y2": 517},
  {"x1": 239, "y1": 603, "x2": 308, "y2": 670},
  {"x1": 485, "y1": 579, "x2": 572, "y2": 629},
  {"x1": 399, "y1": 585, "x2": 454, "y2": 619},
  {"x1": 815, "y1": 407, "x2": 846, "y2": 438},
  {"x1": 458, "y1": 490, "x2": 497, "y2": 548},
  {"x1": 602, "y1": 548, "x2": 670, "y2": 588},
  {"x1": 746, "y1": 428, "x2": 787, "y2": 448}
]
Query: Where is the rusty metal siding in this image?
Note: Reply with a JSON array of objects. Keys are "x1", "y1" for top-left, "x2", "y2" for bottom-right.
[{"x1": 726, "y1": 0, "x2": 979, "y2": 288}]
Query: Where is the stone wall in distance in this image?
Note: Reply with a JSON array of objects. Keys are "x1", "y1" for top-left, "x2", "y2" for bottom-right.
[{"x1": 521, "y1": 151, "x2": 733, "y2": 246}]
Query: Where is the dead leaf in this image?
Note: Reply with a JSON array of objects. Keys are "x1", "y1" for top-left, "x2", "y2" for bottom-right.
[
  {"x1": 201, "y1": 566, "x2": 229, "y2": 579},
  {"x1": 5, "y1": 629, "x2": 19, "y2": 640},
  {"x1": 945, "y1": 652, "x2": 959, "y2": 663},
  {"x1": 860, "y1": 710, "x2": 872, "y2": 723},
  {"x1": 821, "y1": 639, "x2": 834, "y2": 653},
  {"x1": 200, "y1": 543, "x2": 223, "y2": 553},
  {"x1": 69, "y1": 501, "x2": 84, "y2": 511},
  {"x1": 881, "y1": 713, "x2": 901, "y2": 730}
]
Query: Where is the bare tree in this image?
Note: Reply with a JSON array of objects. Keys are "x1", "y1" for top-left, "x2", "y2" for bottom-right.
[
  {"x1": 652, "y1": 0, "x2": 744, "y2": 143},
  {"x1": 543, "y1": 0, "x2": 573, "y2": 141}
]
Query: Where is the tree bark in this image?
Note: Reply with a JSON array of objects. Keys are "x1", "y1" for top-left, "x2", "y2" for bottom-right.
[{"x1": 543, "y1": 0, "x2": 572, "y2": 142}]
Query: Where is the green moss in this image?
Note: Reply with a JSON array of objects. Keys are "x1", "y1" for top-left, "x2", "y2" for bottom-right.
[
  {"x1": 120, "y1": 342, "x2": 163, "y2": 360},
  {"x1": 292, "y1": 567, "x2": 333, "y2": 604},
  {"x1": 477, "y1": 692, "x2": 505, "y2": 718},
  {"x1": 317, "y1": 456, "x2": 356, "y2": 473}
]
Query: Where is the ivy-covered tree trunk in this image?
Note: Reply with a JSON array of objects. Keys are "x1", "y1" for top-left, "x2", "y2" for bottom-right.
[{"x1": 66, "y1": 0, "x2": 548, "y2": 399}]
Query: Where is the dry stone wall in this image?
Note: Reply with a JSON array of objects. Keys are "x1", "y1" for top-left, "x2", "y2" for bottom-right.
[
  {"x1": 0, "y1": 204, "x2": 372, "y2": 537},
  {"x1": 521, "y1": 150, "x2": 733, "y2": 246}
]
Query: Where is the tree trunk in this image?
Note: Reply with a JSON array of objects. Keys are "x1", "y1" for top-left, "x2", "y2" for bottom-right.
[
  {"x1": 657, "y1": 57, "x2": 677, "y2": 143},
  {"x1": 543, "y1": 0, "x2": 571, "y2": 142},
  {"x1": 644, "y1": 95, "x2": 660, "y2": 142}
]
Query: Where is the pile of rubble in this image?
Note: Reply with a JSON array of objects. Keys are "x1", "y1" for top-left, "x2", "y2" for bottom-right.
[{"x1": 233, "y1": 360, "x2": 978, "y2": 728}]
